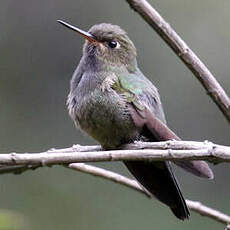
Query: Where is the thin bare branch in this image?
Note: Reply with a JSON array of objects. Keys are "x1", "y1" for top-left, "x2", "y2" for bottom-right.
[
  {"x1": 0, "y1": 141, "x2": 229, "y2": 167},
  {"x1": 126, "y1": 0, "x2": 230, "y2": 123},
  {"x1": 0, "y1": 141, "x2": 229, "y2": 225},
  {"x1": 187, "y1": 200, "x2": 230, "y2": 225},
  {"x1": 68, "y1": 162, "x2": 230, "y2": 225},
  {"x1": 68, "y1": 163, "x2": 151, "y2": 197}
]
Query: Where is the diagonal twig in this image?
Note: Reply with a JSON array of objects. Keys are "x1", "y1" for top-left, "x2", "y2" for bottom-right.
[
  {"x1": 126, "y1": 0, "x2": 230, "y2": 123},
  {"x1": 68, "y1": 162, "x2": 230, "y2": 225}
]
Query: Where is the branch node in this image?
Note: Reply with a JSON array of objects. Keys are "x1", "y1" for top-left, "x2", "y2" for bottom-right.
[
  {"x1": 47, "y1": 148, "x2": 56, "y2": 153},
  {"x1": 165, "y1": 140, "x2": 172, "y2": 149},
  {"x1": 108, "y1": 152, "x2": 113, "y2": 161},
  {"x1": 204, "y1": 140, "x2": 210, "y2": 144},
  {"x1": 41, "y1": 160, "x2": 47, "y2": 167},
  {"x1": 10, "y1": 153, "x2": 17, "y2": 163},
  {"x1": 178, "y1": 47, "x2": 189, "y2": 57},
  {"x1": 72, "y1": 144, "x2": 81, "y2": 148},
  {"x1": 72, "y1": 144, "x2": 82, "y2": 151},
  {"x1": 167, "y1": 148, "x2": 174, "y2": 158}
]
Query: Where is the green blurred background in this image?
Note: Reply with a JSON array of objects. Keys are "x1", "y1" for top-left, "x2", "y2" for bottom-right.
[{"x1": 0, "y1": 0, "x2": 229, "y2": 229}]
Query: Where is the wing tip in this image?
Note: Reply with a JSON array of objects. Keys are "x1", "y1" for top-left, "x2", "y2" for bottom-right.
[
  {"x1": 200, "y1": 166, "x2": 214, "y2": 180},
  {"x1": 195, "y1": 161, "x2": 214, "y2": 179},
  {"x1": 175, "y1": 160, "x2": 214, "y2": 179}
]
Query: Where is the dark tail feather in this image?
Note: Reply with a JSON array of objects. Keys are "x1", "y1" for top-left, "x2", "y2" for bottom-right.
[
  {"x1": 170, "y1": 206, "x2": 189, "y2": 220},
  {"x1": 124, "y1": 161, "x2": 190, "y2": 220}
]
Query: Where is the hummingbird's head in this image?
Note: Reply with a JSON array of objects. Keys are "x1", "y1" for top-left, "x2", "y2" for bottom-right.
[{"x1": 58, "y1": 20, "x2": 137, "y2": 67}]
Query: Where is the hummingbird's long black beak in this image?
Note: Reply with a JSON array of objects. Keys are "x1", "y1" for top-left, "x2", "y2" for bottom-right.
[{"x1": 57, "y1": 20, "x2": 98, "y2": 44}]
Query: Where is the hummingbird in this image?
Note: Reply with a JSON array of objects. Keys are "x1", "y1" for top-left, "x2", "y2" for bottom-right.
[{"x1": 58, "y1": 20, "x2": 213, "y2": 220}]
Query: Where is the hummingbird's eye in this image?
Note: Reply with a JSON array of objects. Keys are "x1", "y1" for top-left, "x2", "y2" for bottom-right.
[{"x1": 108, "y1": 40, "x2": 120, "y2": 49}]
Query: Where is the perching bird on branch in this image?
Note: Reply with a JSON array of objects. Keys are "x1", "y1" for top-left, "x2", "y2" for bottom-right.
[{"x1": 58, "y1": 20, "x2": 213, "y2": 220}]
